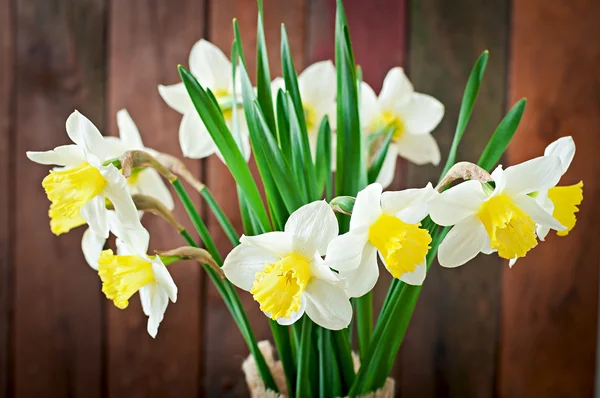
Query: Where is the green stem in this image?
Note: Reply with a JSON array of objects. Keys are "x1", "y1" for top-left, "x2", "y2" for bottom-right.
[
  {"x1": 271, "y1": 321, "x2": 296, "y2": 398},
  {"x1": 171, "y1": 178, "x2": 278, "y2": 392},
  {"x1": 295, "y1": 317, "x2": 314, "y2": 398},
  {"x1": 200, "y1": 187, "x2": 240, "y2": 246},
  {"x1": 332, "y1": 328, "x2": 355, "y2": 395},
  {"x1": 355, "y1": 292, "x2": 373, "y2": 361}
]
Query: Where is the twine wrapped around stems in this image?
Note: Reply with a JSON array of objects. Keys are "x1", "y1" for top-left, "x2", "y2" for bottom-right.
[{"x1": 242, "y1": 341, "x2": 395, "y2": 398}]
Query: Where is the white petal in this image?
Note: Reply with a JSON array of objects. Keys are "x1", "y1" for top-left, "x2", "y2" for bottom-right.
[
  {"x1": 284, "y1": 201, "x2": 339, "y2": 257},
  {"x1": 499, "y1": 155, "x2": 563, "y2": 195},
  {"x1": 512, "y1": 194, "x2": 565, "y2": 231},
  {"x1": 359, "y1": 81, "x2": 379, "y2": 128},
  {"x1": 310, "y1": 255, "x2": 344, "y2": 285},
  {"x1": 398, "y1": 93, "x2": 444, "y2": 135},
  {"x1": 544, "y1": 136, "x2": 575, "y2": 175},
  {"x1": 81, "y1": 228, "x2": 107, "y2": 270},
  {"x1": 350, "y1": 183, "x2": 383, "y2": 230},
  {"x1": 378, "y1": 67, "x2": 414, "y2": 111},
  {"x1": 144, "y1": 284, "x2": 169, "y2": 338},
  {"x1": 399, "y1": 262, "x2": 427, "y2": 286},
  {"x1": 222, "y1": 243, "x2": 277, "y2": 291},
  {"x1": 66, "y1": 110, "x2": 108, "y2": 160},
  {"x1": 26, "y1": 145, "x2": 86, "y2": 166},
  {"x1": 139, "y1": 284, "x2": 152, "y2": 317},
  {"x1": 340, "y1": 244, "x2": 378, "y2": 298},
  {"x1": 381, "y1": 182, "x2": 437, "y2": 223},
  {"x1": 134, "y1": 169, "x2": 175, "y2": 210},
  {"x1": 304, "y1": 279, "x2": 352, "y2": 330},
  {"x1": 374, "y1": 145, "x2": 398, "y2": 190},
  {"x1": 179, "y1": 112, "x2": 217, "y2": 159},
  {"x1": 102, "y1": 167, "x2": 149, "y2": 253},
  {"x1": 151, "y1": 258, "x2": 178, "y2": 303},
  {"x1": 324, "y1": 229, "x2": 369, "y2": 272},
  {"x1": 438, "y1": 215, "x2": 487, "y2": 268},
  {"x1": 395, "y1": 132, "x2": 441, "y2": 166},
  {"x1": 276, "y1": 296, "x2": 306, "y2": 326},
  {"x1": 508, "y1": 258, "x2": 518, "y2": 268},
  {"x1": 299, "y1": 60, "x2": 336, "y2": 110},
  {"x1": 428, "y1": 180, "x2": 486, "y2": 226},
  {"x1": 241, "y1": 232, "x2": 294, "y2": 259},
  {"x1": 81, "y1": 195, "x2": 109, "y2": 239},
  {"x1": 158, "y1": 83, "x2": 193, "y2": 114},
  {"x1": 116, "y1": 109, "x2": 144, "y2": 149},
  {"x1": 189, "y1": 39, "x2": 231, "y2": 91}
]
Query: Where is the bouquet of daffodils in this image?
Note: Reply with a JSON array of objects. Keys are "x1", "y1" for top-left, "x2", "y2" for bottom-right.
[{"x1": 27, "y1": 1, "x2": 583, "y2": 397}]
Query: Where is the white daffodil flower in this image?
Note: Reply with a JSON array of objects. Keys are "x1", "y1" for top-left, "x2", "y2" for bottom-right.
[
  {"x1": 429, "y1": 156, "x2": 566, "y2": 268},
  {"x1": 223, "y1": 201, "x2": 352, "y2": 330},
  {"x1": 27, "y1": 111, "x2": 149, "y2": 251},
  {"x1": 271, "y1": 60, "x2": 337, "y2": 154},
  {"x1": 532, "y1": 136, "x2": 583, "y2": 240},
  {"x1": 158, "y1": 39, "x2": 250, "y2": 161},
  {"x1": 98, "y1": 236, "x2": 177, "y2": 338},
  {"x1": 361, "y1": 67, "x2": 444, "y2": 188},
  {"x1": 325, "y1": 183, "x2": 436, "y2": 298},
  {"x1": 80, "y1": 110, "x2": 176, "y2": 270}
]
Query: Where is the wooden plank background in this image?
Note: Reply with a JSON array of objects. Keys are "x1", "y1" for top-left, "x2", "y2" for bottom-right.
[{"x1": 0, "y1": 0, "x2": 599, "y2": 396}]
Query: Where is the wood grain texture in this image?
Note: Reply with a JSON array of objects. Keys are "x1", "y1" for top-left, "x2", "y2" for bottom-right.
[
  {"x1": 14, "y1": 0, "x2": 106, "y2": 396},
  {"x1": 0, "y1": 0, "x2": 14, "y2": 396},
  {"x1": 401, "y1": 0, "x2": 509, "y2": 396},
  {"x1": 107, "y1": 1, "x2": 205, "y2": 397},
  {"x1": 500, "y1": 1, "x2": 600, "y2": 396},
  {"x1": 205, "y1": 1, "x2": 307, "y2": 395}
]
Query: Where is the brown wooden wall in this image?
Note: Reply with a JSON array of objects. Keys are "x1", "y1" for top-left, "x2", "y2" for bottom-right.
[{"x1": 1, "y1": 0, "x2": 599, "y2": 397}]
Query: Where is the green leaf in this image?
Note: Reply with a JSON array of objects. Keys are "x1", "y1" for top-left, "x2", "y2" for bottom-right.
[
  {"x1": 178, "y1": 66, "x2": 271, "y2": 231},
  {"x1": 287, "y1": 93, "x2": 317, "y2": 203},
  {"x1": 256, "y1": 1, "x2": 277, "y2": 134},
  {"x1": 332, "y1": 328, "x2": 355, "y2": 395},
  {"x1": 335, "y1": 0, "x2": 366, "y2": 198},
  {"x1": 478, "y1": 98, "x2": 527, "y2": 171},
  {"x1": 281, "y1": 26, "x2": 319, "y2": 201},
  {"x1": 367, "y1": 128, "x2": 393, "y2": 183},
  {"x1": 315, "y1": 116, "x2": 333, "y2": 199},
  {"x1": 439, "y1": 50, "x2": 489, "y2": 181},
  {"x1": 275, "y1": 88, "x2": 292, "y2": 162},
  {"x1": 270, "y1": 320, "x2": 296, "y2": 398}
]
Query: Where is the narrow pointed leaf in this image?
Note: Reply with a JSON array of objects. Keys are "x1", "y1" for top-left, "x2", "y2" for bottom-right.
[
  {"x1": 367, "y1": 128, "x2": 393, "y2": 183},
  {"x1": 315, "y1": 116, "x2": 332, "y2": 199}
]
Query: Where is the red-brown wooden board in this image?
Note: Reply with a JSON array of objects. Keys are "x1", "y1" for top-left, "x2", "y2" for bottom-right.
[
  {"x1": 400, "y1": 1, "x2": 509, "y2": 396},
  {"x1": 107, "y1": 1, "x2": 206, "y2": 397},
  {"x1": 0, "y1": 0, "x2": 14, "y2": 395},
  {"x1": 205, "y1": 1, "x2": 307, "y2": 395},
  {"x1": 13, "y1": 0, "x2": 106, "y2": 396},
  {"x1": 500, "y1": 1, "x2": 600, "y2": 396}
]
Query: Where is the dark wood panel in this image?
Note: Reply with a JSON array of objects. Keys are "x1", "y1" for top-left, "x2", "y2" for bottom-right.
[
  {"x1": 205, "y1": 1, "x2": 307, "y2": 396},
  {"x1": 14, "y1": 0, "x2": 106, "y2": 396},
  {"x1": 0, "y1": 0, "x2": 14, "y2": 396},
  {"x1": 106, "y1": 1, "x2": 205, "y2": 397},
  {"x1": 401, "y1": 1, "x2": 509, "y2": 397},
  {"x1": 500, "y1": 1, "x2": 600, "y2": 396}
]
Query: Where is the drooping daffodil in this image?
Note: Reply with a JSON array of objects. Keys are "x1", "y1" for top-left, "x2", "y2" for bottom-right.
[
  {"x1": 532, "y1": 136, "x2": 583, "y2": 240},
  {"x1": 26, "y1": 110, "x2": 148, "y2": 251},
  {"x1": 158, "y1": 39, "x2": 250, "y2": 161},
  {"x1": 271, "y1": 60, "x2": 337, "y2": 154},
  {"x1": 98, "y1": 236, "x2": 177, "y2": 338},
  {"x1": 325, "y1": 183, "x2": 436, "y2": 297},
  {"x1": 223, "y1": 201, "x2": 352, "y2": 330},
  {"x1": 80, "y1": 109, "x2": 176, "y2": 269},
  {"x1": 429, "y1": 156, "x2": 566, "y2": 268},
  {"x1": 361, "y1": 67, "x2": 444, "y2": 188}
]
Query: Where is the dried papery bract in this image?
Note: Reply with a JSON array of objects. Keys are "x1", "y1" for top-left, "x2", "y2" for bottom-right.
[
  {"x1": 435, "y1": 161, "x2": 492, "y2": 192},
  {"x1": 156, "y1": 246, "x2": 224, "y2": 278},
  {"x1": 120, "y1": 150, "x2": 177, "y2": 183}
]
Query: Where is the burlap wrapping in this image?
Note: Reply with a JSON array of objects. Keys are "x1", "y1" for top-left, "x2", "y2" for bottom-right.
[{"x1": 242, "y1": 341, "x2": 395, "y2": 398}]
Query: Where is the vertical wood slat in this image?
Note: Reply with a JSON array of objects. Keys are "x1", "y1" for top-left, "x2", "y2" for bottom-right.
[
  {"x1": 106, "y1": 1, "x2": 205, "y2": 397},
  {"x1": 500, "y1": 1, "x2": 600, "y2": 396},
  {"x1": 402, "y1": 1, "x2": 509, "y2": 396},
  {"x1": 14, "y1": 0, "x2": 107, "y2": 396},
  {"x1": 0, "y1": 0, "x2": 14, "y2": 396},
  {"x1": 205, "y1": 1, "x2": 307, "y2": 395}
]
